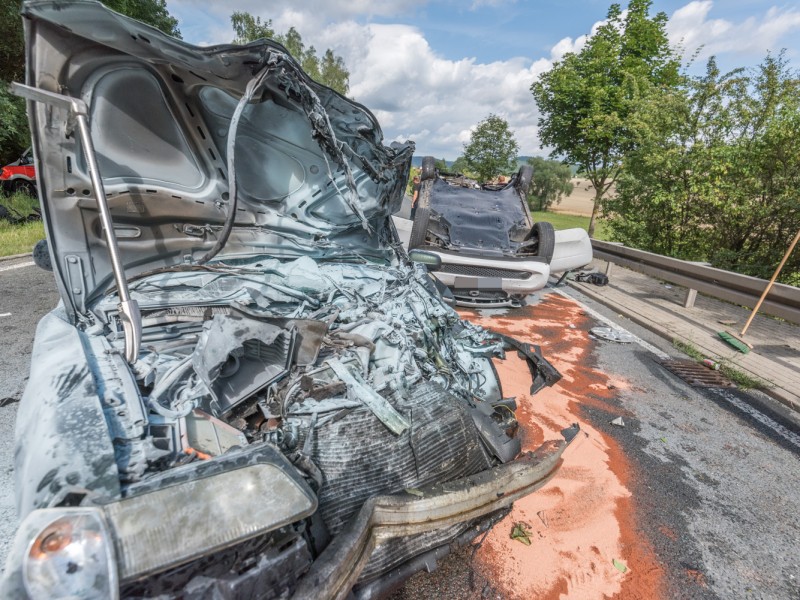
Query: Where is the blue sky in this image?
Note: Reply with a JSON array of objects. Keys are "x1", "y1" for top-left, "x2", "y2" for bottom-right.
[{"x1": 169, "y1": 0, "x2": 800, "y2": 158}]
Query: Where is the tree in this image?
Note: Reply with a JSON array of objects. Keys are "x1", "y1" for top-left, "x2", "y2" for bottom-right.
[
  {"x1": 605, "y1": 53, "x2": 800, "y2": 285},
  {"x1": 231, "y1": 12, "x2": 275, "y2": 45},
  {"x1": 0, "y1": 0, "x2": 182, "y2": 163},
  {"x1": 532, "y1": 0, "x2": 680, "y2": 236},
  {"x1": 102, "y1": 0, "x2": 181, "y2": 38},
  {"x1": 526, "y1": 157, "x2": 574, "y2": 211},
  {"x1": 230, "y1": 12, "x2": 350, "y2": 96},
  {"x1": 462, "y1": 114, "x2": 519, "y2": 182}
]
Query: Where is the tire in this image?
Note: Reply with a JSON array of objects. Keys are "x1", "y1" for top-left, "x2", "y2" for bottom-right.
[
  {"x1": 32, "y1": 239, "x2": 52, "y2": 272},
  {"x1": 515, "y1": 165, "x2": 533, "y2": 196},
  {"x1": 12, "y1": 179, "x2": 36, "y2": 197},
  {"x1": 408, "y1": 180, "x2": 432, "y2": 249},
  {"x1": 420, "y1": 156, "x2": 436, "y2": 181},
  {"x1": 531, "y1": 221, "x2": 555, "y2": 263}
]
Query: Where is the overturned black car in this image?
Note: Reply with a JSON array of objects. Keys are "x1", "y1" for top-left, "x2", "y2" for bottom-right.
[{"x1": 2, "y1": 2, "x2": 576, "y2": 599}]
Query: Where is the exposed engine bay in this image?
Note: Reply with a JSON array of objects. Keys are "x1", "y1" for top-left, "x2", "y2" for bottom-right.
[{"x1": 90, "y1": 257, "x2": 557, "y2": 499}]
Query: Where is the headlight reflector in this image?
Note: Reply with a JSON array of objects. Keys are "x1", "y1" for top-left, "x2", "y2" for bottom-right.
[{"x1": 22, "y1": 509, "x2": 118, "y2": 600}]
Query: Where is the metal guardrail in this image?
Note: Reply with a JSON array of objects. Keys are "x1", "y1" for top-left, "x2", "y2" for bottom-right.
[{"x1": 591, "y1": 239, "x2": 800, "y2": 325}]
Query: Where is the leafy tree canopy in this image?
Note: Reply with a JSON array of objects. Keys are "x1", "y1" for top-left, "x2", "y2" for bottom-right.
[
  {"x1": 0, "y1": 0, "x2": 182, "y2": 163},
  {"x1": 605, "y1": 52, "x2": 800, "y2": 285},
  {"x1": 102, "y1": 0, "x2": 181, "y2": 38},
  {"x1": 231, "y1": 12, "x2": 350, "y2": 96},
  {"x1": 526, "y1": 157, "x2": 574, "y2": 211},
  {"x1": 462, "y1": 114, "x2": 519, "y2": 182},
  {"x1": 532, "y1": 0, "x2": 680, "y2": 235}
]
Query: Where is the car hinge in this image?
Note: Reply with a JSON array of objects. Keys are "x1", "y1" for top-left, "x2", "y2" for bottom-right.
[
  {"x1": 11, "y1": 82, "x2": 141, "y2": 364},
  {"x1": 64, "y1": 254, "x2": 88, "y2": 314}
]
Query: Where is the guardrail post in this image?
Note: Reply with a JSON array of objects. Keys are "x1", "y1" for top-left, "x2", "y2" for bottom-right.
[{"x1": 684, "y1": 288, "x2": 697, "y2": 309}]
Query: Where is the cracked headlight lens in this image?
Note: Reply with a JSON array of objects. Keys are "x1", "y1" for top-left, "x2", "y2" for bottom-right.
[{"x1": 22, "y1": 509, "x2": 118, "y2": 600}]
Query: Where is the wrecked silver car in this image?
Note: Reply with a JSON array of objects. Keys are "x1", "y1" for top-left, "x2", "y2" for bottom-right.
[{"x1": 2, "y1": 2, "x2": 576, "y2": 598}]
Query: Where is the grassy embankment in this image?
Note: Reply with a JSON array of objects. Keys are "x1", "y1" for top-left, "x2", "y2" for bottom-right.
[
  {"x1": 0, "y1": 192, "x2": 44, "y2": 257},
  {"x1": 531, "y1": 211, "x2": 609, "y2": 240}
]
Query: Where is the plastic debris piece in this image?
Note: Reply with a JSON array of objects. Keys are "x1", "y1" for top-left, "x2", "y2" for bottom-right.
[
  {"x1": 660, "y1": 437, "x2": 667, "y2": 443},
  {"x1": 611, "y1": 417, "x2": 625, "y2": 427},
  {"x1": 590, "y1": 327, "x2": 635, "y2": 343},
  {"x1": 0, "y1": 397, "x2": 20, "y2": 407},
  {"x1": 613, "y1": 559, "x2": 628, "y2": 573},
  {"x1": 718, "y1": 319, "x2": 737, "y2": 326},
  {"x1": 0, "y1": 312, "x2": 11, "y2": 318},
  {"x1": 537, "y1": 511, "x2": 549, "y2": 528},
  {"x1": 405, "y1": 488, "x2": 424, "y2": 497},
  {"x1": 702, "y1": 358, "x2": 720, "y2": 370},
  {"x1": 510, "y1": 523, "x2": 532, "y2": 545}
]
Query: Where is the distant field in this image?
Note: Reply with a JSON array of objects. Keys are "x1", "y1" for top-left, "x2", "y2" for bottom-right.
[
  {"x1": 548, "y1": 178, "x2": 615, "y2": 218},
  {"x1": 531, "y1": 210, "x2": 609, "y2": 240}
]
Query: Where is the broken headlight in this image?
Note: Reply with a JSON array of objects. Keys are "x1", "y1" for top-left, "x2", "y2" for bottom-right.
[{"x1": 16, "y1": 508, "x2": 118, "y2": 600}]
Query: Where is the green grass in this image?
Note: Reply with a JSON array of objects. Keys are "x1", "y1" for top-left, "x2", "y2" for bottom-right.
[
  {"x1": 0, "y1": 219, "x2": 44, "y2": 256},
  {"x1": 0, "y1": 191, "x2": 44, "y2": 257},
  {"x1": 531, "y1": 211, "x2": 610, "y2": 240}
]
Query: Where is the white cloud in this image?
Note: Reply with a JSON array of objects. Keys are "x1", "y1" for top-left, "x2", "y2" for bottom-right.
[
  {"x1": 169, "y1": 1, "x2": 800, "y2": 158},
  {"x1": 667, "y1": 1, "x2": 800, "y2": 60}
]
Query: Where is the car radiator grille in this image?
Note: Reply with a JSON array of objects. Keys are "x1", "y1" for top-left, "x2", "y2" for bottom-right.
[
  {"x1": 308, "y1": 382, "x2": 493, "y2": 537},
  {"x1": 438, "y1": 264, "x2": 532, "y2": 279}
]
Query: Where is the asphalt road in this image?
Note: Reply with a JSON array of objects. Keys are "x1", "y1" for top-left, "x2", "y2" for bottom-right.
[{"x1": 1, "y1": 260, "x2": 798, "y2": 599}]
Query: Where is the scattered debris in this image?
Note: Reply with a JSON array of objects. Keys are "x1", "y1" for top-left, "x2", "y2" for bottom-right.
[
  {"x1": 590, "y1": 327, "x2": 634, "y2": 343},
  {"x1": 664, "y1": 285, "x2": 673, "y2": 290},
  {"x1": 702, "y1": 358, "x2": 720, "y2": 370},
  {"x1": 717, "y1": 319, "x2": 737, "y2": 326},
  {"x1": 660, "y1": 437, "x2": 667, "y2": 443},
  {"x1": 574, "y1": 271, "x2": 609, "y2": 286},
  {"x1": 0, "y1": 312, "x2": 11, "y2": 318},
  {"x1": 568, "y1": 324, "x2": 576, "y2": 329},
  {"x1": 718, "y1": 331, "x2": 751, "y2": 354},
  {"x1": 510, "y1": 522, "x2": 532, "y2": 545},
  {"x1": 536, "y1": 510, "x2": 549, "y2": 528},
  {"x1": 611, "y1": 417, "x2": 625, "y2": 427},
  {"x1": 405, "y1": 488, "x2": 424, "y2": 497},
  {"x1": 613, "y1": 558, "x2": 628, "y2": 573},
  {"x1": 607, "y1": 383, "x2": 617, "y2": 390},
  {"x1": 0, "y1": 397, "x2": 19, "y2": 407}
]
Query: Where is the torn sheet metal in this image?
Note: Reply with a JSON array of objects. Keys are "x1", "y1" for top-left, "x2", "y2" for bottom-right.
[
  {"x1": 327, "y1": 359, "x2": 410, "y2": 436},
  {"x1": 192, "y1": 314, "x2": 295, "y2": 415}
]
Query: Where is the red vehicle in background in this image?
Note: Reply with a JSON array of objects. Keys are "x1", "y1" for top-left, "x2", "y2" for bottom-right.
[{"x1": 0, "y1": 148, "x2": 37, "y2": 196}]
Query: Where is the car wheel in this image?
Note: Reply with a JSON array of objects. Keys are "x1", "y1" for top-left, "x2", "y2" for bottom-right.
[
  {"x1": 12, "y1": 179, "x2": 36, "y2": 197},
  {"x1": 408, "y1": 180, "x2": 432, "y2": 249},
  {"x1": 532, "y1": 221, "x2": 555, "y2": 263},
  {"x1": 516, "y1": 165, "x2": 533, "y2": 196},
  {"x1": 420, "y1": 156, "x2": 436, "y2": 181}
]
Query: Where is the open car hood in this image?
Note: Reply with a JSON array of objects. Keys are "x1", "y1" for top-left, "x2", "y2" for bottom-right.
[{"x1": 21, "y1": 0, "x2": 413, "y2": 321}]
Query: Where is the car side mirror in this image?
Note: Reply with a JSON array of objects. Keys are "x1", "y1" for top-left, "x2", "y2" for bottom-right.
[
  {"x1": 32, "y1": 239, "x2": 52, "y2": 271},
  {"x1": 408, "y1": 249, "x2": 442, "y2": 271}
]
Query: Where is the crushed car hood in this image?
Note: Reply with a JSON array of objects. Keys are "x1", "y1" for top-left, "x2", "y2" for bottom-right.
[{"x1": 22, "y1": 0, "x2": 413, "y2": 321}]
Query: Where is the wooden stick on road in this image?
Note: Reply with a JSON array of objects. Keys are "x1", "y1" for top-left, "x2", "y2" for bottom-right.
[{"x1": 740, "y1": 228, "x2": 800, "y2": 337}]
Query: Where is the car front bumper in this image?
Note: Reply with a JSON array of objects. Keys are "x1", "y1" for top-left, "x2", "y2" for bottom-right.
[{"x1": 293, "y1": 426, "x2": 578, "y2": 599}]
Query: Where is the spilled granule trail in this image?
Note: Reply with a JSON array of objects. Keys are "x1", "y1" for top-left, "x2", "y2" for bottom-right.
[{"x1": 459, "y1": 295, "x2": 665, "y2": 599}]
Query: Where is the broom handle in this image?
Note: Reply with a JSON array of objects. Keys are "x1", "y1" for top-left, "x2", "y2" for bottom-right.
[{"x1": 741, "y1": 228, "x2": 800, "y2": 336}]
